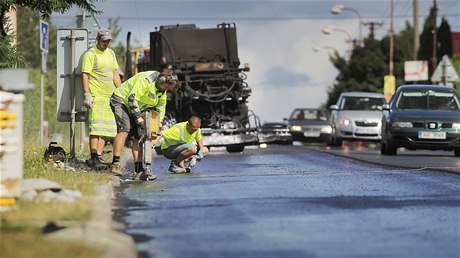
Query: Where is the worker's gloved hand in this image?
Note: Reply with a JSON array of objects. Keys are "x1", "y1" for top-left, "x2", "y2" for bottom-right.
[
  {"x1": 196, "y1": 150, "x2": 204, "y2": 161},
  {"x1": 83, "y1": 93, "x2": 93, "y2": 108},
  {"x1": 136, "y1": 117, "x2": 144, "y2": 125}
]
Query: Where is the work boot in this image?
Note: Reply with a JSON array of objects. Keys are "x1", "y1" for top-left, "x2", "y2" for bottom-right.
[
  {"x1": 98, "y1": 157, "x2": 110, "y2": 165},
  {"x1": 168, "y1": 160, "x2": 187, "y2": 173},
  {"x1": 93, "y1": 157, "x2": 110, "y2": 171},
  {"x1": 110, "y1": 162, "x2": 122, "y2": 176},
  {"x1": 85, "y1": 158, "x2": 94, "y2": 168},
  {"x1": 139, "y1": 168, "x2": 156, "y2": 181},
  {"x1": 132, "y1": 170, "x2": 143, "y2": 180}
]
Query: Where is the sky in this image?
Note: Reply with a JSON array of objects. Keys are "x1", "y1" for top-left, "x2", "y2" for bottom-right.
[{"x1": 51, "y1": 0, "x2": 460, "y2": 122}]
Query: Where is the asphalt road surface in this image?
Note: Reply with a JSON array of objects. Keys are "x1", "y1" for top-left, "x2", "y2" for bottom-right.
[{"x1": 113, "y1": 144, "x2": 460, "y2": 258}]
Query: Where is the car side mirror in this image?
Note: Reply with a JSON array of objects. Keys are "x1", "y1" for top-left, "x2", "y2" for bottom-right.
[
  {"x1": 382, "y1": 104, "x2": 390, "y2": 111},
  {"x1": 329, "y1": 105, "x2": 339, "y2": 110},
  {"x1": 283, "y1": 118, "x2": 288, "y2": 121}
]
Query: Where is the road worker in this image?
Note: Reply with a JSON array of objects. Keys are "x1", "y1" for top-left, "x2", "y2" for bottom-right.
[
  {"x1": 159, "y1": 116, "x2": 209, "y2": 173},
  {"x1": 109, "y1": 70, "x2": 181, "y2": 180},
  {"x1": 81, "y1": 28, "x2": 121, "y2": 170}
]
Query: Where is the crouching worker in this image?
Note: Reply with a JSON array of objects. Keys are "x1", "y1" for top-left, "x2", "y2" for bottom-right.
[
  {"x1": 160, "y1": 116, "x2": 209, "y2": 173},
  {"x1": 109, "y1": 71, "x2": 181, "y2": 179}
]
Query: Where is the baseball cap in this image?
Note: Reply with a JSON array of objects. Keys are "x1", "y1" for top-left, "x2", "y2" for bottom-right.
[{"x1": 97, "y1": 28, "x2": 112, "y2": 41}]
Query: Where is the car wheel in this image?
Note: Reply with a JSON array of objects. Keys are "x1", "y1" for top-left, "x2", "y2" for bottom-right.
[
  {"x1": 386, "y1": 140, "x2": 397, "y2": 155},
  {"x1": 328, "y1": 128, "x2": 342, "y2": 147},
  {"x1": 380, "y1": 141, "x2": 387, "y2": 155},
  {"x1": 326, "y1": 136, "x2": 333, "y2": 146},
  {"x1": 454, "y1": 148, "x2": 460, "y2": 157},
  {"x1": 226, "y1": 145, "x2": 244, "y2": 153},
  {"x1": 328, "y1": 135, "x2": 341, "y2": 147},
  {"x1": 335, "y1": 138, "x2": 342, "y2": 147},
  {"x1": 381, "y1": 139, "x2": 397, "y2": 155}
]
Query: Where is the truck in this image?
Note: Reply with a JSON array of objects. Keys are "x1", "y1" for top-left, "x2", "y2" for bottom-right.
[{"x1": 128, "y1": 23, "x2": 261, "y2": 152}]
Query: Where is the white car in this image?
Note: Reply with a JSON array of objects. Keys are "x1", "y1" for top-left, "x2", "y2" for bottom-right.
[{"x1": 328, "y1": 92, "x2": 386, "y2": 147}]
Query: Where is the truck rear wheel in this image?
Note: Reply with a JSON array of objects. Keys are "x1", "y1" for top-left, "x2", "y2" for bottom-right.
[{"x1": 226, "y1": 145, "x2": 244, "y2": 153}]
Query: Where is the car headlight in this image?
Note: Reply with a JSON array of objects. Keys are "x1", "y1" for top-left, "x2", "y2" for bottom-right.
[
  {"x1": 321, "y1": 125, "x2": 332, "y2": 134},
  {"x1": 291, "y1": 125, "x2": 302, "y2": 131},
  {"x1": 453, "y1": 123, "x2": 460, "y2": 129},
  {"x1": 391, "y1": 121, "x2": 413, "y2": 128},
  {"x1": 339, "y1": 118, "x2": 351, "y2": 126}
]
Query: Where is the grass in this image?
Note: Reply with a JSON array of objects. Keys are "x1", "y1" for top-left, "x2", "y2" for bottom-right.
[{"x1": 0, "y1": 143, "x2": 113, "y2": 258}]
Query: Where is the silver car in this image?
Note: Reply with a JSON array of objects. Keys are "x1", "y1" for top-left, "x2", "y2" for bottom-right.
[{"x1": 328, "y1": 92, "x2": 386, "y2": 147}]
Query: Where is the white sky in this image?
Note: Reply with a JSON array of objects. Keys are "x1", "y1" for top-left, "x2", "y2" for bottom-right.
[{"x1": 52, "y1": 0, "x2": 460, "y2": 122}]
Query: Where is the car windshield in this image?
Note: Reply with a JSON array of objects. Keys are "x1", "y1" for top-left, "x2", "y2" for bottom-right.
[
  {"x1": 340, "y1": 97, "x2": 385, "y2": 111},
  {"x1": 396, "y1": 90, "x2": 460, "y2": 110},
  {"x1": 290, "y1": 109, "x2": 329, "y2": 121}
]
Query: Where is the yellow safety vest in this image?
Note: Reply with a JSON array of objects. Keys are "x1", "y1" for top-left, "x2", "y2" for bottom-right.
[
  {"x1": 81, "y1": 46, "x2": 119, "y2": 97},
  {"x1": 81, "y1": 46, "x2": 119, "y2": 137},
  {"x1": 161, "y1": 122, "x2": 202, "y2": 150},
  {"x1": 113, "y1": 71, "x2": 167, "y2": 121}
]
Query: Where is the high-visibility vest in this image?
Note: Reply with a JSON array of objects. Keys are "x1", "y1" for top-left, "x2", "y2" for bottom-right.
[
  {"x1": 113, "y1": 71, "x2": 167, "y2": 121},
  {"x1": 82, "y1": 46, "x2": 119, "y2": 137},
  {"x1": 82, "y1": 46, "x2": 118, "y2": 97},
  {"x1": 161, "y1": 122, "x2": 202, "y2": 150}
]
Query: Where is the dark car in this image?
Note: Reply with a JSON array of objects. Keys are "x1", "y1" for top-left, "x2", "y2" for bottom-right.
[
  {"x1": 381, "y1": 85, "x2": 460, "y2": 156},
  {"x1": 286, "y1": 108, "x2": 331, "y2": 142},
  {"x1": 258, "y1": 122, "x2": 293, "y2": 145}
]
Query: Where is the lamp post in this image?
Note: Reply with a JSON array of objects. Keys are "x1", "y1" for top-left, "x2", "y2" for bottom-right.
[
  {"x1": 312, "y1": 44, "x2": 338, "y2": 53},
  {"x1": 322, "y1": 25, "x2": 353, "y2": 53},
  {"x1": 330, "y1": 4, "x2": 363, "y2": 46}
]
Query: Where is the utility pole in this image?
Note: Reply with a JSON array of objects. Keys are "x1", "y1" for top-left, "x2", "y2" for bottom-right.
[
  {"x1": 76, "y1": 11, "x2": 91, "y2": 29},
  {"x1": 413, "y1": 0, "x2": 420, "y2": 59},
  {"x1": 432, "y1": 0, "x2": 438, "y2": 72},
  {"x1": 363, "y1": 21, "x2": 384, "y2": 39},
  {"x1": 384, "y1": 0, "x2": 396, "y2": 103},
  {"x1": 389, "y1": 0, "x2": 394, "y2": 76}
]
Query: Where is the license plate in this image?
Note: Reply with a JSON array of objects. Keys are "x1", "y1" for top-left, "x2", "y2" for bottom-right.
[
  {"x1": 304, "y1": 132, "x2": 320, "y2": 137},
  {"x1": 354, "y1": 128, "x2": 376, "y2": 134},
  {"x1": 418, "y1": 131, "x2": 446, "y2": 139}
]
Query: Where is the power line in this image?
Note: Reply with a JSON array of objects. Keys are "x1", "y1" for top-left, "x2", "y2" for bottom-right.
[
  {"x1": 51, "y1": 13, "x2": 460, "y2": 21},
  {"x1": 398, "y1": 0, "x2": 413, "y2": 19}
]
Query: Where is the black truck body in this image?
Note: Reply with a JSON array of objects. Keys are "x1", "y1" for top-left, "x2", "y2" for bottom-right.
[{"x1": 147, "y1": 23, "x2": 259, "y2": 152}]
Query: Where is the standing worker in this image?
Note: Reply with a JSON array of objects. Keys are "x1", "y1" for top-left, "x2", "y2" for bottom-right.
[
  {"x1": 160, "y1": 116, "x2": 209, "y2": 173},
  {"x1": 110, "y1": 70, "x2": 181, "y2": 180},
  {"x1": 81, "y1": 28, "x2": 121, "y2": 170}
]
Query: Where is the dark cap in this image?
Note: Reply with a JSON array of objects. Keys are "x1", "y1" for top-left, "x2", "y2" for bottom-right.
[{"x1": 97, "y1": 28, "x2": 112, "y2": 41}]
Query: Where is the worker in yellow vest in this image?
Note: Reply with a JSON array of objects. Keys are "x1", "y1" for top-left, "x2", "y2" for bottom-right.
[
  {"x1": 110, "y1": 71, "x2": 181, "y2": 180},
  {"x1": 160, "y1": 116, "x2": 209, "y2": 173},
  {"x1": 81, "y1": 28, "x2": 121, "y2": 170}
]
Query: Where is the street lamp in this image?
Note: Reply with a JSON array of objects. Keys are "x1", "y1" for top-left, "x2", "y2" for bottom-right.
[
  {"x1": 312, "y1": 44, "x2": 338, "y2": 53},
  {"x1": 330, "y1": 4, "x2": 363, "y2": 46},
  {"x1": 322, "y1": 25, "x2": 353, "y2": 53}
]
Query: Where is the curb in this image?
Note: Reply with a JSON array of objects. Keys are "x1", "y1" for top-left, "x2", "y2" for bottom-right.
[{"x1": 46, "y1": 177, "x2": 137, "y2": 258}]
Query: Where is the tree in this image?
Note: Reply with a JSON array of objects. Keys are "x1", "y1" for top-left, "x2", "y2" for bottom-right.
[
  {"x1": 0, "y1": 15, "x2": 24, "y2": 68},
  {"x1": 107, "y1": 17, "x2": 126, "y2": 71},
  {"x1": 380, "y1": 21, "x2": 414, "y2": 87},
  {"x1": 437, "y1": 17, "x2": 452, "y2": 60},
  {"x1": 417, "y1": 5, "x2": 436, "y2": 75},
  {"x1": 326, "y1": 37, "x2": 387, "y2": 107},
  {"x1": 15, "y1": 6, "x2": 40, "y2": 68},
  {"x1": 0, "y1": 0, "x2": 101, "y2": 68},
  {"x1": 326, "y1": 12, "x2": 454, "y2": 107},
  {"x1": 417, "y1": 5, "x2": 452, "y2": 77}
]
